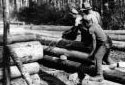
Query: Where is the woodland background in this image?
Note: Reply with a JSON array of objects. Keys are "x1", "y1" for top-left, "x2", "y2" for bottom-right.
[{"x1": 0, "y1": 0, "x2": 125, "y2": 30}]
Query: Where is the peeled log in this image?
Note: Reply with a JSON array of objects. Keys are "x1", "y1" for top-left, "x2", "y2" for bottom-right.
[
  {"x1": 26, "y1": 25, "x2": 71, "y2": 31},
  {"x1": 27, "y1": 25, "x2": 124, "y2": 33},
  {"x1": 42, "y1": 55, "x2": 125, "y2": 84},
  {"x1": 27, "y1": 25, "x2": 125, "y2": 35},
  {"x1": 8, "y1": 41, "x2": 43, "y2": 63},
  {"x1": 112, "y1": 41, "x2": 125, "y2": 50},
  {"x1": 0, "y1": 74, "x2": 41, "y2": 85},
  {"x1": 109, "y1": 34, "x2": 125, "y2": 41},
  {"x1": 105, "y1": 30, "x2": 125, "y2": 35},
  {"x1": 10, "y1": 74, "x2": 41, "y2": 85},
  {"x1": 0, "y1": 41, "x2": 43, "y2": 65},
  {"x1": 0, "y1": 32, "x2": 124, "y2": 51},
  {"x1": 0, "y1": 62, "x2": 40, "y2": 80},
  {"x1": 0, "y1": 33, "x2": 37, "y2": 45}
]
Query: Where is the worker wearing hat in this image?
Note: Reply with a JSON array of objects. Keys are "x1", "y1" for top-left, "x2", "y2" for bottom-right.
[
  {"x1": 81, "y1": 14, "x2": 113, "y2": 81},
  {"x1": 80, "y1": 2, "x2": 102, "y2": 26}
]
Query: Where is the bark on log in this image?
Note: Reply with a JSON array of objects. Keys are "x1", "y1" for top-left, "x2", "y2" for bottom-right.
[
  {"x1": 42, "y1": 55, "x2": 125, "y2": 84},
  {"x1": 37, "y1": 35, "x2": 125, "y2": 51},
  {"x1": 43, "y1": 45, "x2": 92, "y2": 64},
  {"x1": 0, "y1": 74, "x2": 41, "y2": 85},
  {"x1": 38, "y1": 36, "x2": 92, "y2": 53},
  {"x1": 0, "y1": 62, "x2": 40, "y2": 80}
]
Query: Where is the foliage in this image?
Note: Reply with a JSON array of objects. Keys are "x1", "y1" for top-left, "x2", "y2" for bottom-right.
[
  {"x1": 103, "y1": 4, "x2": 125, "y2": 30},
  {"x1": 17, "y1": 2, "x2": 75, "y2": 25},
  {"x1": 17, "y1": 1, "x2": 125, "y2": 30}
]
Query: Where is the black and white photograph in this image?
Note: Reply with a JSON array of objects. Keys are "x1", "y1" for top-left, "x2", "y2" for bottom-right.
[{"x1": 0, "y1": 0, "x2": 125, "y2": 85}]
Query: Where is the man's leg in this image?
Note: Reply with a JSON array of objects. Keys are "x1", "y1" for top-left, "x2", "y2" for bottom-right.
[
  {"x1": 103, "y1": 48, "x2": 114, "y2": 65},
  {"x1": 89, "y1": 45, "x2": 106, "y2": 82}
]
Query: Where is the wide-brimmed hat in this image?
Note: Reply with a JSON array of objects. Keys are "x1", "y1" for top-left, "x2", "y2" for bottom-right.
[{"x1": 82, "y1": 3, "x2": 92, "y2": 10}]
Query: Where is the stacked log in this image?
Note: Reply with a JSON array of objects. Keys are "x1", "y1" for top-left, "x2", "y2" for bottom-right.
[
  {"x1": 0, "y1": 62, "x2": 40, "y2": 80},
  {"x1": 10, "y1": 74, "x2": 41, "y2": 85},
  {"x1": 42, "y1": 55, "x2": 125, "y2": 84},
  {"x1": 0, "y1": 41, "x2": 43, "y2": 64},
  {"x1": 0, "y1": 74, "x2": 41, "y2": 85},
  {"x1": 0, "y1": 32, "x2": 124, "y2": 50},
  {"x1": 26, "y1": 25, "x2": 125, "y2": 42},
  {"x1": 8, "y1": 41, "x2": 43, "y2": 63},
  {"x1": 0, "y1": 41, "x2": 43, "y2": 85}
]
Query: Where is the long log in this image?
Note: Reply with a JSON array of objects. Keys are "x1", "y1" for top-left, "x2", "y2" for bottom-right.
[
  {"x1": 109, "y1": 34, "x2": 125, "y2": 41},
  {"x1": 0, "y1": 33, "x2": 124, "y2": 51},
  {"x1": 112, "y1": 41, "x2": 125, "y2": 50},
  {"x1": 43, "y1": 45, "x2": 92, "y2": 64},
  {"x1": 0, "y1": 33, "x2": 37, "y2": 45},
  {"x1": 42, "y1": 55, "x2": 125, "y2": 84},
  {"x1": 0, "y1": 74, "x2": 41, "y2": 85},
  {"x1": 37, "y1": 35, "x2": 125, "y2": 51},
  {"x1": 28, "y1": 27, "x2": 125, "y2": 41},
  {"x1": 10, "y1": 74, "x2": 40, "y2": 85},
  {"x1": 27, "y1": 25, "x2": 125, "y2": 35},
  {"x1": 0, "y1": 62, "x2": 40, "y2": 80}
]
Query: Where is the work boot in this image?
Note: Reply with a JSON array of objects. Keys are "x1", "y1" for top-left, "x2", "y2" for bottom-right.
[{"x1": 89, "y1": 75, "x2": 104, "y2": 82}]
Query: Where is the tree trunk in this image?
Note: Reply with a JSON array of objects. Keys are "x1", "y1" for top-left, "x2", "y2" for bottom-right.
[
  {"x1": 42, "y1": 55, "x2": 125, "y2": 84},
  {"x1": 2, "y1": 0, "x2": 10, "y2": 84}
]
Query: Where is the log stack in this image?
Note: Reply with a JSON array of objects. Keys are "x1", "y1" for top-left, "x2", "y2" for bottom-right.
[
  {"x1": 0, "y1": 25, "x2": 125, "y2": 85},
  {"x1": 0, "y1": 41, "x2": 43, "y2": 85}
]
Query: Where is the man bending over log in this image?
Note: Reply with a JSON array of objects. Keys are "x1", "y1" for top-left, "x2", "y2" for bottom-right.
[
  {"x1": 81, "y1": 15, "x2": 110, "y2": 81},
  {"x1": 62, "y1": 11, "x2": 114, "y2": 81}
]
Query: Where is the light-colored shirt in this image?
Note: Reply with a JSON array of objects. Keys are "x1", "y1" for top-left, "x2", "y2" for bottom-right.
[
  {"x1": 89, "y1": 23, "x2": 107, "y2": 42},
  {"x1": 88, "y1": 11, "x2": 102, "y2": 26}
]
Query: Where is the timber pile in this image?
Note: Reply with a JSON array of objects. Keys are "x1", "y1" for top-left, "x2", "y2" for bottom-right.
[
  {"x1": 0, "y1": 41, "x2": 44, "y2": 85},
  {"x1": 27, "y1": 25, "x2": 125, "y2": 41},
  {"x1": 0, "y1": 25, "x2": 125, "y2": 85},
  {"x1": 0, "y1": 32, "x2": 124, "y2": 50}
]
